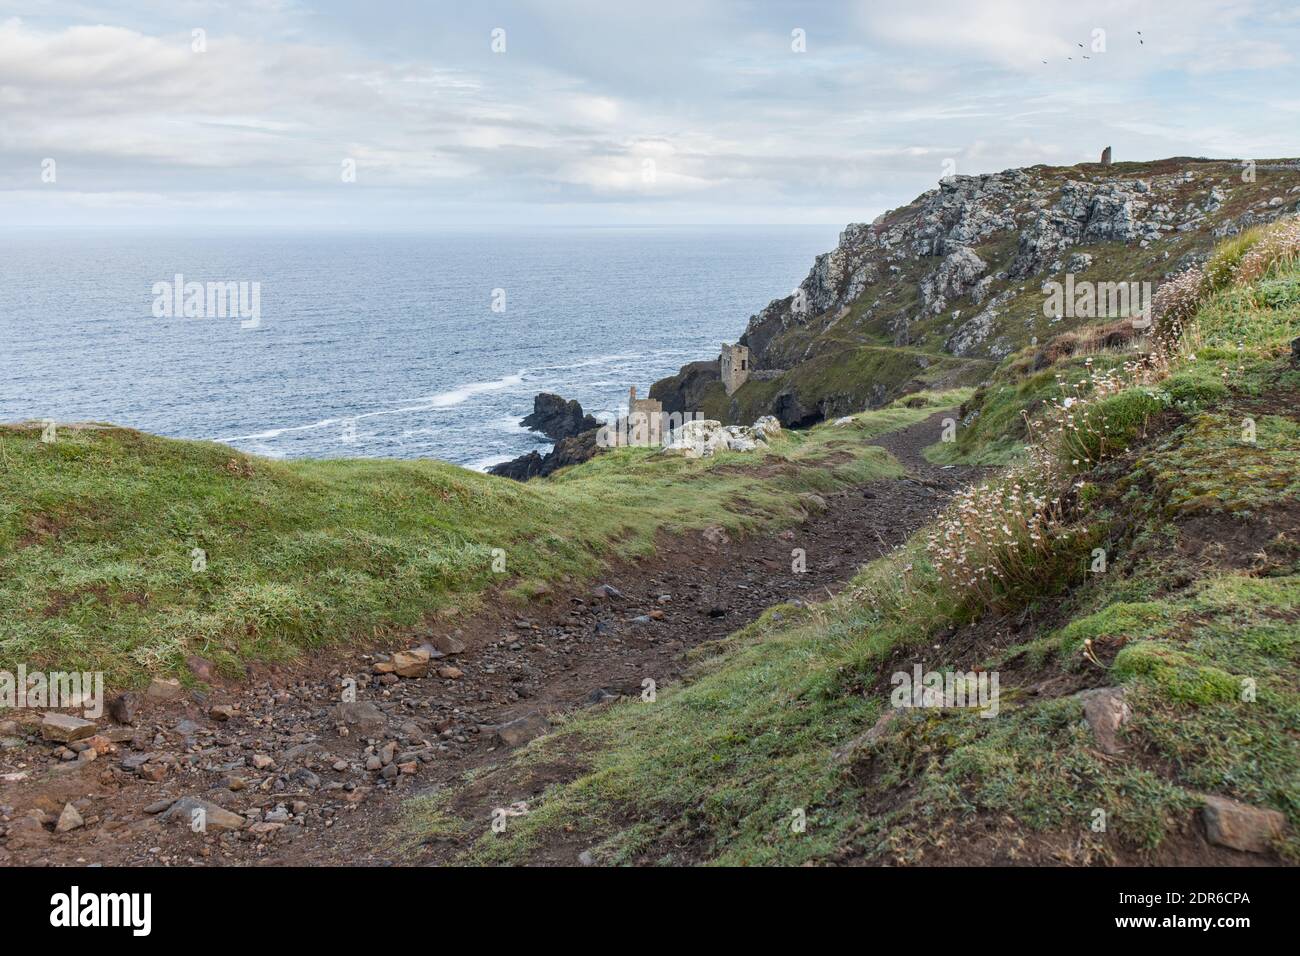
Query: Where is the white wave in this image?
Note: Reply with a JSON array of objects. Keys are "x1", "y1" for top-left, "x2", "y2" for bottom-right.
[
  {"x1": 424, "y1": 371, "x2": 525, "y2": 408},
  {"x1": 466, "y1": 453, "x2": 516, "y2": 472},
  {"x1": 213, "y1": 370, "x2": 527, "y2": 443}
]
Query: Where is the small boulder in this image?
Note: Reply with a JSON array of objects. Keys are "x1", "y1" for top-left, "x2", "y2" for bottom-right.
[
  {"x1": 159, "y1": 796, "x2": 246, "y2": 832},
  {"x1": 664, "y1": 419, "x2": 727, "y2": 459},
  {"x1": 1202, "y1": 795, "x2": 1286, "y2": 853},
  {"x1": 493, "y1": 712, "x2": 551, "y2": 748},
  {"x1": 1077, "y1": 686, "x2": 1130, "y2": 755},
  {"x1": 392, "y1": 649, "x2": 431, "y2": 678},
  {"x1": 145, "y1": 677, "x2": 183, "y2": 701},
  {"x1": 40, "y1": 713, "x2": 97, "y2": 743},
  {"x1": 55, "y1": 802, "x2": 85, "y2": 832},
  {"x1": 425, "y1": 632, "x2": 467, "y2": 655},
  {"x1": 332, "y1": 701, "x2": 387, "y2": 737}
]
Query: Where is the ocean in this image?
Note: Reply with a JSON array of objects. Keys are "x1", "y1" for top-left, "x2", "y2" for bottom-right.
[{"x1": 0, "y1": 226, "x2": 838, "y2": 469}]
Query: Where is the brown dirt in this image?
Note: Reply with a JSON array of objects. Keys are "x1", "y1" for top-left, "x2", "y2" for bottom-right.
[{"x1": 0, "y1": 412, "x2": 979, "y2": 867}]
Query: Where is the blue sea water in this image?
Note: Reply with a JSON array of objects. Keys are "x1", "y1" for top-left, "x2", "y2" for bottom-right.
[{"x1": 0, "y1": 227, "x2": 837, "y2": 469}]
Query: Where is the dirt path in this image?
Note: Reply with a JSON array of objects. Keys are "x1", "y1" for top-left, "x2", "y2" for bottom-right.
[{"x1": 0, "y1": 412, "x2": 977, "y2": 866}]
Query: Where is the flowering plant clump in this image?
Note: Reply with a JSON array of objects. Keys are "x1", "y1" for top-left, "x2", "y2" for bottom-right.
[
  {"x1": 1151, "y1": 265, "x2": 1205, "y2": 341},
  {"x1": 1234, "y1": 217, "x2": 1300, "y2": 287},
  {"x1": 925, "y1": 473, "x2": 1068, "y2": 609},
  {"x1": 927, "y1": 327, "x2": 1183, "y2": 611},
  {"x1": 1029, "y1": 352, "x2": 1173, "y2": 475}
]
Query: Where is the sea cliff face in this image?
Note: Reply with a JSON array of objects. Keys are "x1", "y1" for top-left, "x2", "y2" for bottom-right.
[{"x1": 651, "y1": 157, "x2": 1300, "y2": 427}]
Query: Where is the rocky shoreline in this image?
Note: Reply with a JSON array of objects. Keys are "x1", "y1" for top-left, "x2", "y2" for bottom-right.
[{"x1": 489, "y1": 393, "x2": 606, "y2": 481}]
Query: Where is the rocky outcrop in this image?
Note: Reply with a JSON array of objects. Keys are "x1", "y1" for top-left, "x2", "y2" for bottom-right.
[
  {"x1": 648, "y1": 157, "x2": 1300, "y2": 427},
  {"x1": 489, "y1": 428, "x2": 603, "y2": 481},
  {"x1": 489, "y1": 392, "x2": 607, "y2": 482},
  {"x1": 920, "y1": 247, "x2": 987, "y2": 314},
  {"x1": 945, "y1": 309, "x2": 997, "y2": 357},
  {"x1": 663, "y1": 416, "x2": 781, "y2": 459},
  {"x1": 520, "y1": 393, "x2": 599, "y2": 442}
]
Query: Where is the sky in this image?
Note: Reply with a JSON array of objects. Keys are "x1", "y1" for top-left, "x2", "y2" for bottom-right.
[{"x1": 1, "y1": 0, "x2": 1297, "y2": 227}]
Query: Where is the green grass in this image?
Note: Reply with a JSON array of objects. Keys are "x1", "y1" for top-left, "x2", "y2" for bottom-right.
[{"x1": 0, "y1": 397, "x2": 959, "y2": 685}]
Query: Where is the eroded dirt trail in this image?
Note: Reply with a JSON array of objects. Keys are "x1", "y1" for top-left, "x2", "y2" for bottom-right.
[{"x1": 0, "y1": 413, "x2": 977, "y2": 866}]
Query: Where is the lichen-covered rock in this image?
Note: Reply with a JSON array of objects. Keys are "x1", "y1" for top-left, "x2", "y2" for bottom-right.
[
  {"x1": 945, "y1": 309, "x2": 996, "y2": 357},
  {"x1": 664, "y1": 416, "x2": 780, "y2": 459},
  {"x1": 920, "y1": 246, "x2": 987, "y2": 313}
]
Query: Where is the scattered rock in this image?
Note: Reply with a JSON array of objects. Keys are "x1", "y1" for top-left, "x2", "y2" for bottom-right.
[
  {"x1": 392, "y1": 649, "x2": 431, "y2": 678},
  {"x1": 1201, "y1": 795, "x2": 1286, "y2": 853},
  {"x1": 40, "y1": 713, "x2": 97, "y2": 743},
  {"x1": 332, "y1": 701, "x2": 387, "y2": 737},
  {"x1": 159, "y1": 796, "x2": 246, "y2": 832},
  {"x1": 425, "y1": 633, "x2": 467, "y2": 655},
  {"x1": 145, "y1": 677, "x2": 183, "y2": 701},
  {"x1": 663, "y1": 416, "x2": 779, "y2": 459},
  {"x1": 55, "y1": 803, "x2": 85, "y2": 832},
  {"x1": 493, "y1": 712, "x2": 551, "y2": 748},
  {"x1": 1076, "y1": 686, "x2": 1130, "y2": 755},
  {"x1": 108, "y1": 692, "x2": 139, "y2": 725}
]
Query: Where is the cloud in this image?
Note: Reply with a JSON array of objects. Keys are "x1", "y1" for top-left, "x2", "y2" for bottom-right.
[{"x1": 0, "y1": 2, "x2": 1297, "y2": 225}]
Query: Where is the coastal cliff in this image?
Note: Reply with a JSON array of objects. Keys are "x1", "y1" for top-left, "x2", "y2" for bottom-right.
[{"x1": 651, "y1": 157, "x2": 1300, "y2": 427}]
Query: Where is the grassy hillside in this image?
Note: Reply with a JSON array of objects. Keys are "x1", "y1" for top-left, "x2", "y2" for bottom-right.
[
  {"x1": 411, "y1": 220, "x2": 1300, "y2": 865},
  {"x1": 0, "y1": 395, "x2": 962, "y2": 685}
]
